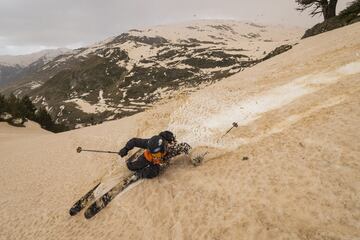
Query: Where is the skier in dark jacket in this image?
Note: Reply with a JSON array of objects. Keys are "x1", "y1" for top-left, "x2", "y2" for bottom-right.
[{"x1": 118, "y1": 131, "x2": 191, "y2": 179}]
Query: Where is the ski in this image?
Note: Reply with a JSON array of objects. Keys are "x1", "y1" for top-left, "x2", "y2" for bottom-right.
[
  {"x1": 69, "y1": 182, "x2": 101, "y2": 216},
  {"x1": 84, "y1": 173, "x2": 140, "y2": 219}
]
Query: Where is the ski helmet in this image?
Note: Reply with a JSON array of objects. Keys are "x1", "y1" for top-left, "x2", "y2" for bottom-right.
[{"x1": 148, "y1": 135, "x2": 167, "y2": 154}]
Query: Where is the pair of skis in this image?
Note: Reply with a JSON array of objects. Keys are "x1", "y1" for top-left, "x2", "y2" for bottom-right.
[
  {"x1": 69, "y1": 151, "x2": 142, "y2": 219},
  {"x1": 69, "y1": 173, "x2": 140, "y2": 219},
  {"x1": 69, "y1": 145, "x2": 201, "y2": 219}
]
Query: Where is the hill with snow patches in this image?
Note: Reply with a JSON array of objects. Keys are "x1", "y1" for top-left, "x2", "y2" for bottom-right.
[
  {"x1": 0, "y1": 48, "x2": 72, "y2": 88},
  {"x1": 0, "y1": 22, "x2": 359, "y2": 239},
  {"x1": 0, "y1": 20, "x2": 302, "y2": 129}
]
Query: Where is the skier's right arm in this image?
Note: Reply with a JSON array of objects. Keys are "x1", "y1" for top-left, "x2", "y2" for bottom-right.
[{"x1": 119, "y1": 138, "x2": 148, "y2": 157}]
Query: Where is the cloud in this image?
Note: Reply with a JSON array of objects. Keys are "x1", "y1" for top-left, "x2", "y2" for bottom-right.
[{"x1": 0, "y1": 0, "x2": 353, "y2": 55}]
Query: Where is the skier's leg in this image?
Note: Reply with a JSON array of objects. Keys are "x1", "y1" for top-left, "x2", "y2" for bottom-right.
[
  {"x1": 137, "y1": 163, "x2": 160, "y2": 179},
  {"x1": 126, "y1": 155, "x2": 160, "y2": 178},
  {"x1": 126, "y1": 155, "x2": 148, "y2": 171}
]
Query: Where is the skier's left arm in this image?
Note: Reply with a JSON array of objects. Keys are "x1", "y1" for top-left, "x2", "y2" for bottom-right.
[{"x1": 119, "y1": 138, "x2": 148, "y2": 157}]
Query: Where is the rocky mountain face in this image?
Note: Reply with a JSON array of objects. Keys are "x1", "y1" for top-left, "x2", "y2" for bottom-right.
[
  {"x1": 0, "y1": 65, "x2": 23, "y2": 87},
  {"x1": 0, "y1": 20, "x2": 302, "y2": 130}
]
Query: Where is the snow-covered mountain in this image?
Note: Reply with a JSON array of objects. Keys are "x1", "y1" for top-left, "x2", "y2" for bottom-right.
[
  {"x1": 0, "y1": 48, "x2": 72, "y2": 67},
  {"x1": 0, "y1": 48, "x2": 72, "y2": 87},
  {"x1": 1, "y1": 20, "x2": 303, "y2": 129}
]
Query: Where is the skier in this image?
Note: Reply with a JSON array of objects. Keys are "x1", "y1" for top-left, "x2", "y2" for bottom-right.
[
  {"x1": 118, "y1": 131, "x2": 191, "y2": 179},
  {"x1": 70, "y1": 131, "x2": 192, "y2": 218}
]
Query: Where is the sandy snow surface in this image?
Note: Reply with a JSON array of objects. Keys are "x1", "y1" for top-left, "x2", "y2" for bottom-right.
[
  {"x1": 0, "y1": 121, "x2": 51, "y2": 141},
  {"x1": 1, "y1": 23, "x2": 360, "y2": 240}
]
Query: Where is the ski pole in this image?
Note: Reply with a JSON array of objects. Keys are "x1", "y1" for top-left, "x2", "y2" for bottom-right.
[
  {"x1": 76, "y1": 147, "x2": 118, "y2": 154},
  {"x1": 222, "y1": 122, "x2": 239, "y2": 137},
  {"x1": 217, "y1": 122, "x2": 238, "y2": 142},
  {"x1": 195, "y1": 122, "x2": 239, "y2": 164}
]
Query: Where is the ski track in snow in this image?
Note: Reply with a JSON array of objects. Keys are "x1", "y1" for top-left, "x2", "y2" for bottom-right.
[{"x1": 168, "y1": 61, "x2": 360, "y2": 148}]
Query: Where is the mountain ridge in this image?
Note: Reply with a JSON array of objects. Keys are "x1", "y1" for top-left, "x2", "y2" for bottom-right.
[
  {"x1": 0, "y1": 48, "x2": 72, "y2": 67},
  {"x1": 0, "y1": 48, "x2": 72, "y2": 88},
  {"x1": 1, "y1": 20, "x2": 302, "y2": 130}
]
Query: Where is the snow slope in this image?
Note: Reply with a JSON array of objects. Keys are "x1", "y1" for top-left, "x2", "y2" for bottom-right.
[
  {"x1": 0, "y1": 121, "x2": 51, "y2": 141},
  {"x1": 0, "y1": 23, "x2": 359, "y2": 240}
]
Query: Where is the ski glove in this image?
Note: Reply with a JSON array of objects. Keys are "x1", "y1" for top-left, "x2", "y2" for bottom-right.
[
  {"x1": 119, "y1": 147, "x2": 128, "y2": 157},
  {"x1": 159, "y1": 131, "x2": 176, "y2": 143}
]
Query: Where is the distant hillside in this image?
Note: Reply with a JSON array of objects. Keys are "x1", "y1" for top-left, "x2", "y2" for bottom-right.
[
  {"x1": 0, "y1": 48, "x2": 72, "y2": 87},
  {"x1": 0, "y1": 20, "x2": 302, "y2": 130}
]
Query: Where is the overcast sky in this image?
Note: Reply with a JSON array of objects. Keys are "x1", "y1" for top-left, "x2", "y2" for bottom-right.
[{"x1": 0, "y1": 0, "x2": 352, "y2": 55}]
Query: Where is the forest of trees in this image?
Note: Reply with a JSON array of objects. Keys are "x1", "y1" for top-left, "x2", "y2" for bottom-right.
[{"x1": 0, "y1": 93, "x2": 68, "y2": 133}]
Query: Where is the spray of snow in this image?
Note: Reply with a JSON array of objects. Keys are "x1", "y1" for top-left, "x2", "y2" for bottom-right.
[{"x1": 168, "y1": 61, "x2": 360, "y2": 148}]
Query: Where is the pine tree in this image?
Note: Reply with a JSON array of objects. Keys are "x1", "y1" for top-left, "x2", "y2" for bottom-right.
[
  {"x1": 20, "y1": 95, "x2": 36, "y2": 120},
  {"x1": 296, "y1": 0, "x2": 338, "y2": 20},
  {"x1": 0, "y1": 93, "x2": 68, "y2": 132},
  {"x1": 7, "y1": 93, "x2": 22, "y2": 118},
  {"x1": 0, "y1": 94, "x2": 7, "y2": 114},
  {"x1": 36, "y1": 107, "x2": 54, "y2": 129}
]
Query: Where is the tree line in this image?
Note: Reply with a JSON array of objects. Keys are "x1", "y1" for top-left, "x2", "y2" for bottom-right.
[{"x1": 0, "y1": 93, "x2": 68, "y2": 132}]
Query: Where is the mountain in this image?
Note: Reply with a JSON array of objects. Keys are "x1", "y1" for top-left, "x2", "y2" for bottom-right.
[
  {"x1": 1, "y1": 20, "x2": 302, "y2": 130},
  {"x1": 0, "y1": 48, "x2": 72, "y2": 67},
  {"x1": 0, "y1": 48, "x2": 72, "y2": 87},
  {"x1": 0, "y1": 22, "x2": 359, "y2": 240}
]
